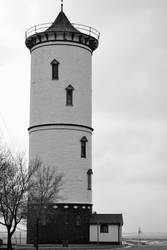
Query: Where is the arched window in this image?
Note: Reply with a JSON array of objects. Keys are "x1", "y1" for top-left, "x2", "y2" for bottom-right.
[
  {"x1": 51, "y1": 59, "x2": 59, "y2": 80},
  {"x1": 87, "y1": 169, "x2": 93, "y2": 190},
  {"x1": 80, "y1": 136, "x2": 88, "y2": 158},
  {"x1": 76, "y1": 215, "x2": 81, "y2": 226},
  {"x1": 65, "y1": 85, "x2": 74, "y2": 106}
]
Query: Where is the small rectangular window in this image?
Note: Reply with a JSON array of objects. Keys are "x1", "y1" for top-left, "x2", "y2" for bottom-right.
[
  {"x1": 88, "y1": 174, "x2": 92, "y2": 190},
  {"x1": 66, "y1": 89, "x2": 73, "y2": 106},
  {"x1": 100, "y1": 224, "x2": 108, "y2": 233},
  {"x1": 52, "y1": 64, "x2": 59, "y2": 80},
  {"x1": 81, "y1": 141, "x2": 86, "y2": 158},
  {"x1": 80, "y1": 137, "x2": 88, "y2": 158},
  {"x1": 66, "y1": 85, "x2": 74, "y2": 106}
]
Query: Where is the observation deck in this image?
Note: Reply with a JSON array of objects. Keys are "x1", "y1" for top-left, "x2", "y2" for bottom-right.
[{"x1": 25, "y1": 11, "x2": 100, "y2": 52}]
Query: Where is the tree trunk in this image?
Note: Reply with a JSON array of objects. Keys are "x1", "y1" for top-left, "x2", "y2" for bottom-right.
[
  {"x1": 35, "y1": 218, "x2": 39, "y2": 250},
  {"x1": 7, "y1": 230, "x2": 12, "y2": 250}
]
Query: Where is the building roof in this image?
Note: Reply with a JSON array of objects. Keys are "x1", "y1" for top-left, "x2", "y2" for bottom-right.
[
  {"x1": 25, "y1": 10, "x2": 99, "y2": 51},
  {"x1": 89, "y1": 214, "x2": 123, "y2": 225},
  {"x1": 47, "y1": 11, "x2": 79, "y2": 33}
]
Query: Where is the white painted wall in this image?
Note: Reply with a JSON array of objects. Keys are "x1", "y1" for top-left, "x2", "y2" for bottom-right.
[
  {"x1": 89, "y1": 225, "x2": 120, "y2": 242},
  {"x1": 30, "y1": 42, "x2": 92, "y2": 128},
  {"x1": 29, "y1": 125, "x2": 92, "y2": 203},
  {"x1": 29, "y1": 41, "x2": 93, "y2": 204}
]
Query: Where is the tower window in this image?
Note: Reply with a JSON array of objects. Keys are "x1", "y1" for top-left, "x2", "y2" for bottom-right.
[
  {"x1": 65, "y1": 85, "x2": 74, "y2": 106},
  {"x1": 80, "y1": 136, "x2": 88, "y2": 158},
  {"x1": 51, "y1": 59, "x2": 59, "y2": 80},
  {"x1": 87, "y1": 169, "x2": 93, "y2": 190}
]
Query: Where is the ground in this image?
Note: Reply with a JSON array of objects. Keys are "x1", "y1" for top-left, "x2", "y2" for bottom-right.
[
  {"x1": 126, "y1": 247, "x2": 167, "y2": 250},
  {"x1": 2, "y1": 239, "x2": 167, "y2": 250},
  {"x1": 12, "y1": 243, "x2": 167, "y2": 250}
]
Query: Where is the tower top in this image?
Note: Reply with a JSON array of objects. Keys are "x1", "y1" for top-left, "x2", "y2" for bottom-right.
[
  {"x1": 25, "y1": 8, "x2": 100, "y2": 52},
  {"x1": 47, "y1": 11, "x2": 78, "y2": 32}
]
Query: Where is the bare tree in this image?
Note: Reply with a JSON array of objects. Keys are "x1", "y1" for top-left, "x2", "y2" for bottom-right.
[
  {"x1": 29, "y1": 163, "x2": 63, "y2": 208},
  {"x1": 28, "y1": 163, "x2": 63, "y2": 249},
  {"x1": 0, "y1": 142, "x2": 63, "y2": 250},
  {"x1": 0, "y1": 148, "x2": 40, "y2": 250}
]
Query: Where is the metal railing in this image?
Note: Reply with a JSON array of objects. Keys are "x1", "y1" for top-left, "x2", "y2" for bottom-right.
[{"x1": 25, "y1": 23, "x2": 100, "y2": 40}]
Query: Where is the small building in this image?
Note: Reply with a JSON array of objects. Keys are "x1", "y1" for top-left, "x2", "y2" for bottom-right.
[{"x1": 89, "y1": 214, "x2": 123, "y2": 244}]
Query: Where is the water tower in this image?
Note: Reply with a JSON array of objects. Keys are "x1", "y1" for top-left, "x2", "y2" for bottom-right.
[{"x1": 25, "y1": 2, "x2": 99, "y2": 243}]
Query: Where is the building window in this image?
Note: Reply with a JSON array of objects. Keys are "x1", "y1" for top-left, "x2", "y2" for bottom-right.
[
  {"x1": 51, "y1": 59, "x2": 59, "y2": 80},
  {"x1": 100, "y1": 224, "x2": 109, "y2": 233},
  {"x1": 65, "y1": 85, "x2": 74, "y2": 106},
  {"x1": 80, "y1": 136, "x2": 88, "y2": 158},
  {"x1": 76, "y1": 215, "x2": 81, "y2": 226},
  {"x1": 87, "y1": 169, "x2": 93, "y2": 190}
]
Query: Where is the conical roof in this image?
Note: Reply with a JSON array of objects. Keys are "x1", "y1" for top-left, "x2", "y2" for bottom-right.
[{"x1": 47, "y1": 11, "x2": 79, "y2": 33}]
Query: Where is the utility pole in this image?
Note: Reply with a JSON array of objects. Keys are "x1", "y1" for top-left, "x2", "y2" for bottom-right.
[{"x1": 138, "y1": 227, "x2": 142, "y2": 244}]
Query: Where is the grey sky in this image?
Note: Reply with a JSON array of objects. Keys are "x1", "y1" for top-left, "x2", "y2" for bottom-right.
[{"x1": 0, "y1": 0, "x2": 167, "y2": 233}]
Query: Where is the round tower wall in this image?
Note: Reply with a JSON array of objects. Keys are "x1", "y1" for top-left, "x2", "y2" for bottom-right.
[
  {"x1": 29, "y1": 42, "x2": 93, "y2": 205},
  {"x1": 30, "y1": 42, "x2": 92, "y2": 128},
  {"x1": 29, "y1": 125, "x2": 92, "y2": 204}
]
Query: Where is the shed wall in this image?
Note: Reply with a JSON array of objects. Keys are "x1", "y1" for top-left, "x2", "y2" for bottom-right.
[{"x1": 89, "y1": 225, "x2": 119, "y2": 242}]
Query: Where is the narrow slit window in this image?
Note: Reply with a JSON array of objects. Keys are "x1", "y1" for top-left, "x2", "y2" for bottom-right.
[
  {"x1": 65, "y1": 85, "x2": 74, "y2": 106},
  {"x1": 81, "y1": 141, "x2": 86, "y2": 157},
  {"x1": 80, "y1": 136, "x2": 88, "y2": 158},
  {"x1": 87, "y1": 169, "x2": 93, "y2": 190},
  {"x1": 51, "y1": 59, "x2": 59, "y2": 80}
]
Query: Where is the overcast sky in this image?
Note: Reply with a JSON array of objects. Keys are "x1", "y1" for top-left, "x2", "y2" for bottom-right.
[{"x1": 0, "y1": 0, "x2": 167, "y2": 234}]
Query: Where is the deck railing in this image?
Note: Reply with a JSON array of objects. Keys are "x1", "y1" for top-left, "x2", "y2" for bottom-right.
[{"x1": 25, "y1": 23, "x2": 100, "y2": 40}]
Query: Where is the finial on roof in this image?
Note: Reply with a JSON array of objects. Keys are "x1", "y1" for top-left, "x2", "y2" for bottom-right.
[{"x1": 61, "y1": 0, "x2": 63, "y2": 12}]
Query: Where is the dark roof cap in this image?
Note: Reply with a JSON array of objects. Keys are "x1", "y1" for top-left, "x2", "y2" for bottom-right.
[
  {"x1": 47, "y1": 11, "x2": 79, "y2": 33},
  {"x1": 89, "y1": 214, "x2": 123, "y2": 225}
]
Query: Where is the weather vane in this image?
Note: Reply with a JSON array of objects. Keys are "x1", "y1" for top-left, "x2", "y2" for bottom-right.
[{"x1": 61, "y1": 0, "x2": 63, "y2": 12}]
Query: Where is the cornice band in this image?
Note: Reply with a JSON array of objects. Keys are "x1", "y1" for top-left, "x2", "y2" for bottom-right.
[{"x1": 28, "y1": 123, "x2": 94, "y2": 132}]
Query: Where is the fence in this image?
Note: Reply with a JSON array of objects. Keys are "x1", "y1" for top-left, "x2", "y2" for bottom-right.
[{"x1": 0, "y1": 231, "x2": 27, "y2": 245}]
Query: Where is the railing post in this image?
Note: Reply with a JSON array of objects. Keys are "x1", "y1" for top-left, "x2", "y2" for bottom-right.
[
  {"x1": 89, "y1": 27, "x2": 91, "y2": 36},
  {"x1": 35, "y1": 25, "x2": 36, "y2": 34}
]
